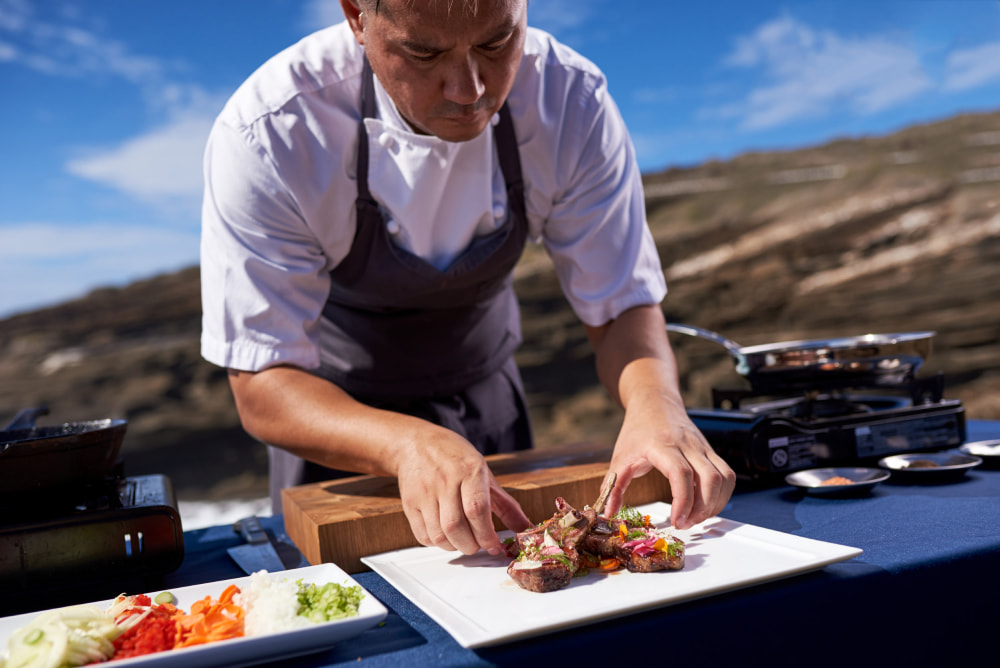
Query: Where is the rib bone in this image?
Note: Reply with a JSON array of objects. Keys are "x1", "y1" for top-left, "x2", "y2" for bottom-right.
[{"x1": 592, "y1": 471, "x2": 616, "y2": 516}]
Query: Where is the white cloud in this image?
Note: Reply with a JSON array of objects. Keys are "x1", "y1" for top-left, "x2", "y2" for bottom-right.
[
  {"x1": 0, "y1": 0, "x2": 230, "y2": 218},
  {"x1": 0, "y1": 221, "x2": 199, "y2": 318},
  {"x1": 717, "y1": 15, "x2": 932, "y2": 130},
  {"x1": 300, "y1": 0, "x2": 344, "y2": 34},
  {"x1": 0, "y1": 0, "x2": 29, "y2": 31},
  {"x1": 66, "y1": 113, "x2": 214, "y2": 212},
  {"x1": 527, "y1": 0, "x2": 595, "y2": 34},
  {"x1": 0, "y1": 0, "x2": 162, "y2": 83},
  {"x1": 944, "y1": 41, "x2": 1000, "y2": 91},
  {"x1": 0, "y1": 38, "x2": 15, "y2": 60}
]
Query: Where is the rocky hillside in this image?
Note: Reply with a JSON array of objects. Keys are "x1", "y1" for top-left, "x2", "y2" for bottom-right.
[{"x1": 2, "y1": 110, "x2": 998, "y2": 503}]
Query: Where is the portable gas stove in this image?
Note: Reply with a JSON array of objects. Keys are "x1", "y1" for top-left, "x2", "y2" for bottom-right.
[
  {"x1": 0, "y1": 468, "x2": 184, "y2": 614},
  {"x1": 689, "y1": 374, "x2": 966, "y2": 483}
]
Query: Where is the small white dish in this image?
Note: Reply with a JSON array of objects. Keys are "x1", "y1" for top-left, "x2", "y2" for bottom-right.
[
  {"x1": 878, "y1": 451, "x2": 982, "y2": 480},
  {"x1": 959, "y1": 439, "x2": 1000, "y2": 464},
  {"x1": 784, "y1": 467, "x2": 889, "y2": 496}
]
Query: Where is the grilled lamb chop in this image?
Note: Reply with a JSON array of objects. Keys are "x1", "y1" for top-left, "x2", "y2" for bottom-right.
[
  {"x1": 616, "y1": 526, "x2": 685, "y2": 572},
  {"x1": 582, "y1": 505, "x2": 685, "y2": 573},
  {"x1": 505, "y1": 475, "x2": 618, "y2": 593},
  {"x1": 622, "y1": 542, "x2": 685, "y2": 572},
  {"x1": 578, "y1": 515, "x2": 626, "y2": 559},
  {"x1": 505, "y1": 473, "x2": 684, "y2": 591},
  {"x1": 506, "y1": 497, "x2": 592, "y2": 592}
]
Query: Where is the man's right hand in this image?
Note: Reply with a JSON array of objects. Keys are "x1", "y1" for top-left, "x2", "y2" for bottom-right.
[
  {"x1": 228, "y1": 365, "x2": 531, "y2": 557},
  {"x1": 394, "y1": 427, "x2": 531, "y2": 555}
]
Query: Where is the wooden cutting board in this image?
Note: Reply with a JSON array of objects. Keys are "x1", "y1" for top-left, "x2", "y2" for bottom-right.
[{"x1": 282, "y1": 442, "x2": 672, "y2": 573}]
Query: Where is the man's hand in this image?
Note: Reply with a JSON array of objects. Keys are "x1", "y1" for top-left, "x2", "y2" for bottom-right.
[
  {"x1": 602, "y1": 375, "x2": 735, "y2": 528},
  {"x1": 585, "y1": 305, "x2": 736, "y2": 529},
  {"x1": 395, "y1": 428, "x2": 531, "y2": 555},
  {"x1": 228, "y1": 365, "x2": 531, "y2": 555}
]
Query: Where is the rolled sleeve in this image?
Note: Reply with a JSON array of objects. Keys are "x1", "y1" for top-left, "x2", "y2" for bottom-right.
[{"x1": 200, "y1": 118, "x2": 331, "y2": 372}]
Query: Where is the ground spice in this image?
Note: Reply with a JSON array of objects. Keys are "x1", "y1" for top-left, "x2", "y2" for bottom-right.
[{"x1": 820, "y1": 476, "x2": 855, "y2": 486}]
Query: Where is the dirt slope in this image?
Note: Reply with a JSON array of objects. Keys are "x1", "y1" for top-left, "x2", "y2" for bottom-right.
[{"x1": 2, "y1": 110, "x2": 998, "y2": 502}]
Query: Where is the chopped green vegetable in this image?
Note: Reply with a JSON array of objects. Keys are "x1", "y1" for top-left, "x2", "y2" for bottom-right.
[
  {"x1": 295, "y1": 580, "x2": 363, "y2": 623},
  {"x1": 614, "y1": 505, "x2": 646, "y2": 528},
  {"x1": 23, "y1": 629, "x2": 43, "y2": 645},
  {"x1": 543, "y1": 553, "x2": 573, "y2": 569},
  {"x1": 153, "y1": 591, "x2": 174, "y2": 605}
]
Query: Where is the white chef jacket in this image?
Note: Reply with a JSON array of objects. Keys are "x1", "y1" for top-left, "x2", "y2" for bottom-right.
[{"x1": 200, "y1": 22, "x2": 666, "y2": 373}]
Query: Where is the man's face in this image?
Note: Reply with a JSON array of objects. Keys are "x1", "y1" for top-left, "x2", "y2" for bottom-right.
[{"x1": 343, "y1": 0, "x2": 527, "y2": 143}]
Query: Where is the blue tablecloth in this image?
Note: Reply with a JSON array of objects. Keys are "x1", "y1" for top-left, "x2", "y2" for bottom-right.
[{"x1": 165, "y1": 420, "x2": 1000, "y2": 668}]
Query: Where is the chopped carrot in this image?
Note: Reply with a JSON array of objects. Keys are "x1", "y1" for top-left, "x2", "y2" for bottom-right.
[
  {"x1": 598, "y1": 558, "x2": 621, "y2": 572},
  {"x1": 173, "y1": 584, "x2": 244, "y2": 648}
]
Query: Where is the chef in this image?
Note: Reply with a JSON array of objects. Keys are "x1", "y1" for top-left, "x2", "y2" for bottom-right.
[{"x1": 200, "y1": 0, "x2": 735, "y2": 558}]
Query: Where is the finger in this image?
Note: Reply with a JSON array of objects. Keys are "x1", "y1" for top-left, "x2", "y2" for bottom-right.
[
  {"x1": 435, "y1": 490, "x2": 480, "y2": 555},
  {"x1": 703, "y1": 449, "x2": 736, "y2": 516},
  {"x1": 461, "y1": 477, "x2": 503, "y2": 555},
  {"x1": 683, "y1": 459, "x2": 720, "y2": 525},
  {"x1": 666, "y1": 466, "x2": 695, "y2": 529},
  {"x1": 403, "y1": 503, "x2": 432, "y2": 548},
  {"x1": 642, "y1": 445, "x2": 695, "y2": 528},
  {"x1": 683, "y1": 443, "x2": 736, "y2": 525},
  {"x1": 490, "y1": 483, "x2": 531, "y2": 533}
]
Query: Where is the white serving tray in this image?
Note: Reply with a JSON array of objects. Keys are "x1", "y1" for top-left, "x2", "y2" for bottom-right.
[
  {"x1": 0, "y1": 563, "x2": 387, "y2": 668},
  {"x1": 363, "y1": 502, "x2": 861, "y2": 648}
]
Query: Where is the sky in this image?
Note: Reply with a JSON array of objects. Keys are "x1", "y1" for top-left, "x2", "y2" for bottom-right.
[{"x1": 2, "y1": 1, "x2": 1000, "y2": 319}]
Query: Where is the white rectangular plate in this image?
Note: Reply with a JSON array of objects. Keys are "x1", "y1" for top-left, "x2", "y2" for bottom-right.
[
  {"x1": 0, "y1": 563, "x2": 387, "y2": 668},
  {"x1": 362, "y1": 502, "x2": 861, "y2": 648}
]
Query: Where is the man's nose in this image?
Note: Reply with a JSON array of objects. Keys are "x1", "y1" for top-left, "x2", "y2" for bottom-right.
[{"x1": 442, "y1": 54, "x2": 485, "y2": 105}]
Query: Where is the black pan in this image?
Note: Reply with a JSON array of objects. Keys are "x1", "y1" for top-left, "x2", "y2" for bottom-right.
[
  {"x1": 1, "y1": 407, "x2": 128, "y2": 494},
  {"x1": 666, "y1": 323, "x2": 934, "y2": 393}
]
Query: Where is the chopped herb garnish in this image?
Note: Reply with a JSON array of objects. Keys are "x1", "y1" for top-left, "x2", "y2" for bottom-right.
[
  {"x1": 613, "y1": 505, "x2": 649, "y2": 528},
  {"x1": 544, "y1": 553, "x2": 574, "y2": 569}
]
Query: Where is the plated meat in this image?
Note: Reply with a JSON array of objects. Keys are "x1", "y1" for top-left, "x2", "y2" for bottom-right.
[
  {"x1": 505, "y1": 475, "x2": 685, "y2": 592},
  {"x1": 506, "y1": 497, "x2": 591, "y2": 592}
]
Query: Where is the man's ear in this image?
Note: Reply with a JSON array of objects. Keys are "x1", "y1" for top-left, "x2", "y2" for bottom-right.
[{"x1": 340, "y1": 0, "x2": 366, "y2": 45}]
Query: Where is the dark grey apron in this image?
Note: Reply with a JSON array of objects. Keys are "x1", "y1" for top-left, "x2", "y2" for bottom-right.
[{"x1": 268, "y1": 58, "x2": 533, "y2": 511}]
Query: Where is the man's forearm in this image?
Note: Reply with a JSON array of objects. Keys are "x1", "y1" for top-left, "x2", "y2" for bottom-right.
[
  {"x1": 585, "y1": 304, "x2": 681, "y2": 408},
  {"x1": 227, "y1": 364, "x2": 435, "y2": 477}
]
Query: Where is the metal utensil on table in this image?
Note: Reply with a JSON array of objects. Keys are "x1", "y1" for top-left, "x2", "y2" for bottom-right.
[
  {"x1": 227, "y1": 515, "x2": 285, "y2": 573},
  {"x1": 665, "y1": 323, "x2": 935, "y2": 393}
]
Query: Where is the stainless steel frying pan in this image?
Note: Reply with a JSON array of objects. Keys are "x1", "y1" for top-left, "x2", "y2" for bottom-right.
[
  {"x1": 666, "y1": 323, "x2": 934, "y2": 393},
  {"x1": 1, "y1": 407, "x2": 128, "y2": 493}
]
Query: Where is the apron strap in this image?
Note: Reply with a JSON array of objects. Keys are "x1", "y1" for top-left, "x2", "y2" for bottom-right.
[{"x1": 356, "y1": 56, "x2": 376, "y2": 205}]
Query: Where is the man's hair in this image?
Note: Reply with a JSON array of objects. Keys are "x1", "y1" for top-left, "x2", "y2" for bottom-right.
[{"x1": 360, "y1": 0, "x2": 484, "y2": 16}]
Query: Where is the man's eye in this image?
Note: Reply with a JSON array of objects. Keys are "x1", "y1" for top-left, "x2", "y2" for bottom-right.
[
  {"x1": 479, "y1": 40, "x2": 508, "y2": 53},
  {"x1": 408, "y1": 50, "x2": 439, "y2": 62}
]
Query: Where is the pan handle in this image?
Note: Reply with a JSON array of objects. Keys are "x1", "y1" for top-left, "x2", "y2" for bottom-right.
[
  {"x1": 665, "y1": 323, "x2": 744, "y2": 356},
  {"x1": 666, "y1": 323, "x2": 750, "y2": 375},
  {"x1": 2, "y1": 406, "x2": 49, "y2": 432}
]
